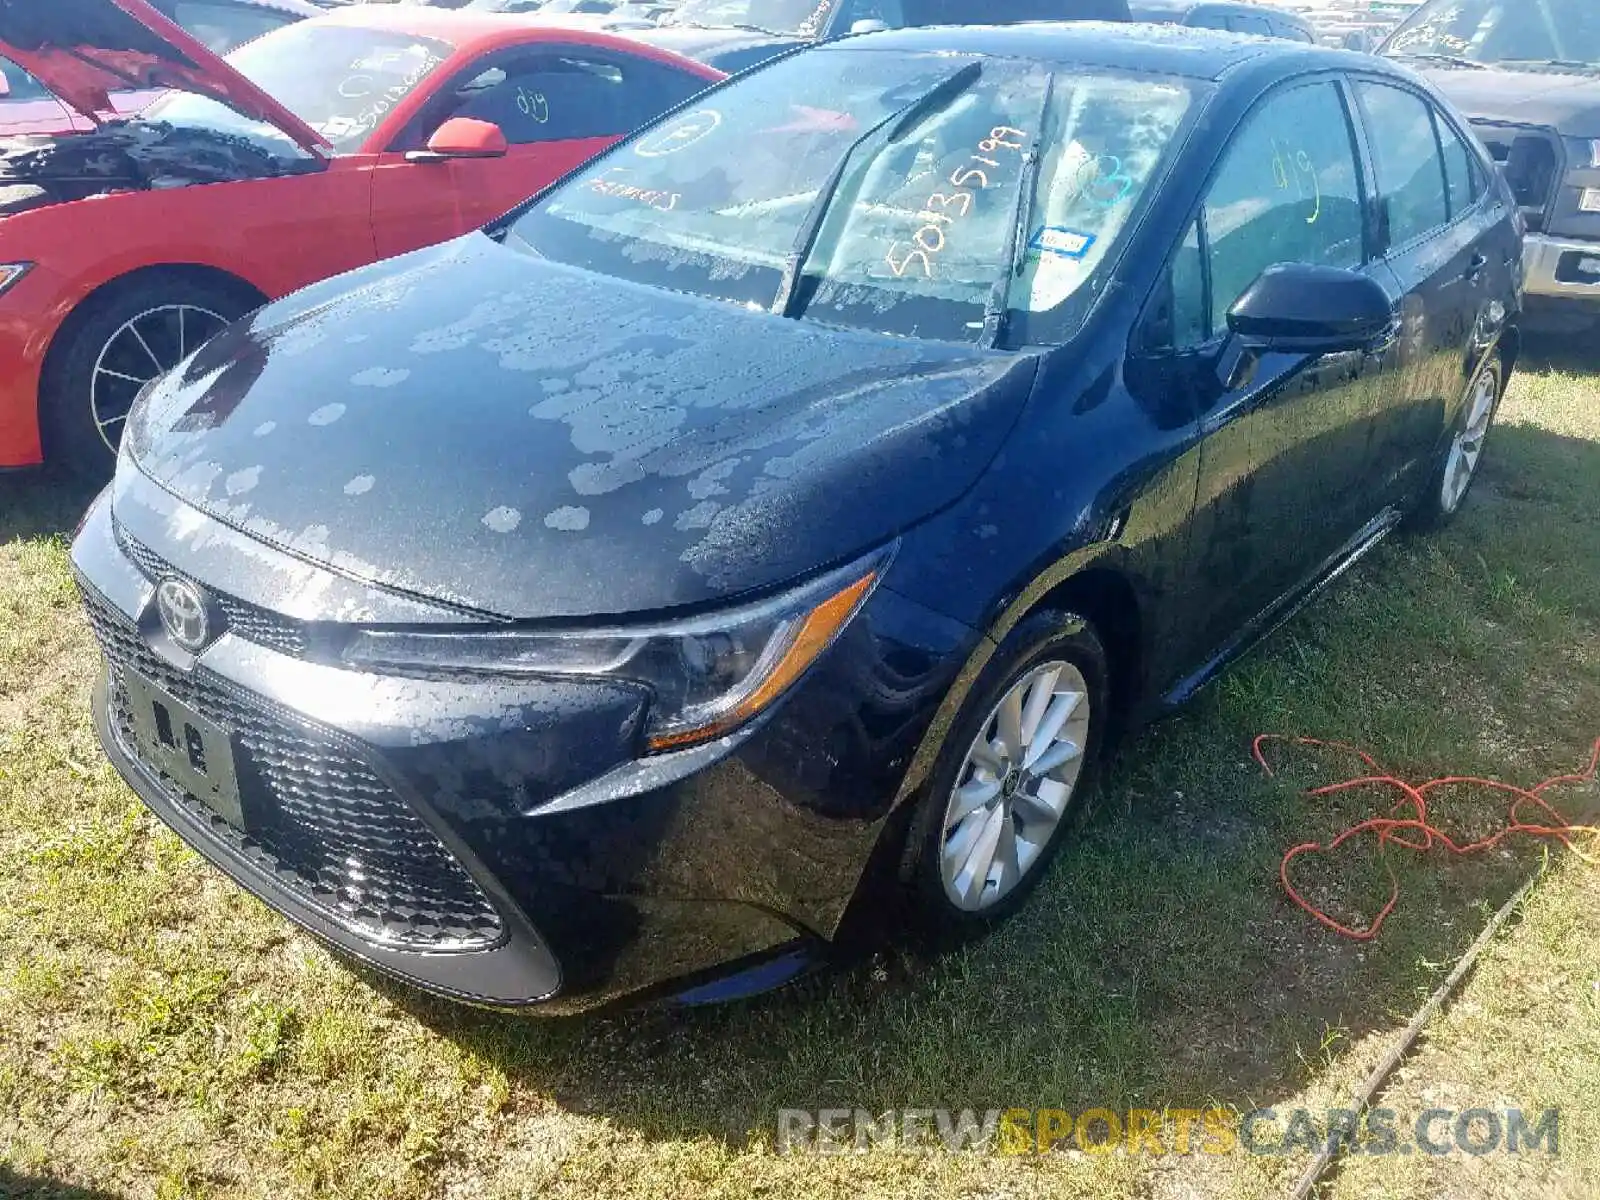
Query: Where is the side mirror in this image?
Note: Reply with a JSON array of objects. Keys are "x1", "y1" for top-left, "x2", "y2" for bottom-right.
[
  {"x1": 849, "y1": 19, "x2": 890, "y2": 33},
  {"x1": 1226, "y1": 263, "x2": 1394, "y2": 355},
  {"x1": 405, "y1": 117, "x2": 509, "y2": 165}
]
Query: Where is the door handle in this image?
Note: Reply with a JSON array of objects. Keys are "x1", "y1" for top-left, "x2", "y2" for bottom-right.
[{"x1": 1464, "y1": 253, "x2": 1488, "y2": 284}]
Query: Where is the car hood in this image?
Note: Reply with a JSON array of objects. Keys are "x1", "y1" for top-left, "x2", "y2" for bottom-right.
[
  {"x1": 125, "y1": 233, "x2": 1038, "y2": 620},
  {"x1": 629, "y1": 25, "x2": 798, "y2": 72},
  {"x1": 0, "y1": 0, "x2": 329, "y2": 153},
  {"x1": 1408, "y1": 63, "x2": 1600, "y2": 137}
]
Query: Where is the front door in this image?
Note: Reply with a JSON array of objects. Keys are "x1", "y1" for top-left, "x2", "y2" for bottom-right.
[{"x1": 1174, "y1": 77, "x2": 1390, "y2": 661}]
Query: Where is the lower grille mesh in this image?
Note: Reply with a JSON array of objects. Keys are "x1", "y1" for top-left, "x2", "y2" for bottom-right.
[{"x1": 82, "y1": 586, "x2": 503, "y2": 951}]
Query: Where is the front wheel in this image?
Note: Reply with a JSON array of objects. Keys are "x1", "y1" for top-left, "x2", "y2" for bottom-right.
[
  {"x1": 42, "y1": 275, "x2": 252, "y2": 476},
  {"x1": 911, "y1": 609, "x2": 1108, "y2": 931}
]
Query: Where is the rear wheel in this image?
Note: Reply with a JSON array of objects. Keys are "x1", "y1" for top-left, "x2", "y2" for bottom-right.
[
  {"x1": 911, "y1": 610, "x2": 1108, "y2": 931},
  {"x1": 1411, "y1": 359, "x2": 1503, "y2": 530},
  {"x1": 42, "y1": 276, "x2": 251, "y2": 476}
]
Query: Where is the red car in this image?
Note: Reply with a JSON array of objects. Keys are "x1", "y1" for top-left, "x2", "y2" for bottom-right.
[{"x1": 0, "y1": 0, "x2": 722, "y2": 472}]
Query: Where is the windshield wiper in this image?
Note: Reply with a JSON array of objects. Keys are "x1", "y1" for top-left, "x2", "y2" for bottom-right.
[
  {"x1": 669, "y1": 20, "x2": 786, "y2": 34},
  {"x1": 770, "y1": 61, "x2": 984, "y2": 319},
  {"x1": 1395, "y1": 52, "x2": 1486, "y2": 70},
  {"x1": 982, "y1": 74, "x2": 1055, "y2": 349},
  {"x1": 1496, "y1": 57, "x2": 1600, "y2": 72}
]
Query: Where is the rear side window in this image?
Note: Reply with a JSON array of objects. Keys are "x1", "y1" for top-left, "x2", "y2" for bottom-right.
[
  {"x1": 1197, "y1": 80, "x2": 1365, "y2": 339},
  {"x1": 1355, "y1": 82, "x2": 1450, "y2": 249},
  {"x1": 1437, "y1": 111, "x2": 1483, "y2": 218},
  {"x1": 1227, "y1": 13, "x2": 1274, "y2": 36}
]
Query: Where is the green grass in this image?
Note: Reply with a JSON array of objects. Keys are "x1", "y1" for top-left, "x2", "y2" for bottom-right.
[{"x1": 2, "y1": 340, "x2": 1597, "y2": 1199}]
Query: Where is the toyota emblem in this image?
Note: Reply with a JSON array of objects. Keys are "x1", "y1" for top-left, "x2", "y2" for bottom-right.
[{"x1": 155, "y1": 576, "x2": 212, "y2": 652}]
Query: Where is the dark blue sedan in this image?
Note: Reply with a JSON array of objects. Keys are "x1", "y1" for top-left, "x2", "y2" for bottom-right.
[{"x1": 73, "y1": 22, "x2": 1522, "y2": 1011}]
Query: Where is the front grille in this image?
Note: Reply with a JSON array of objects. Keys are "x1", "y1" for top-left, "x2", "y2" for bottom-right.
[
  {"x1": 81, "y1": 586, "x2": 504, "y2": 951},
  {"x1": 116, "y1": 526, "x2": 308, "y2": 657},
  {"x1": 1474, "y1": 123, "x2": 1563, "y2": 232}
]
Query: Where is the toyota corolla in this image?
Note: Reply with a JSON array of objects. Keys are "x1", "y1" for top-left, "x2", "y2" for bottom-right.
[{"x1": 72, "y1": 24, "x2": 1522, "y2": 1011}]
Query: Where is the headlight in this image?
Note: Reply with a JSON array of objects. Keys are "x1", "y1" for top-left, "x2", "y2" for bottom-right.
[
  {"x1": 340, "y1": 545, "x2": 893, "y2": 752},
  {"x1": 0, "y1": 262, "x2": 32, "y2": 298}
]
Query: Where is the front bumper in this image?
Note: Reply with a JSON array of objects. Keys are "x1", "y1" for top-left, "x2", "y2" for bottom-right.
[
  {"x1": 1522, "y1": 232, "x2": 1600, "y2": 303},
  {"x1": 72, "y1": 473, "x2": 975, "y2": 1010}
]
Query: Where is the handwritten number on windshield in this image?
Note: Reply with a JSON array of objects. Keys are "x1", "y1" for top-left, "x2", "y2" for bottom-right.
[{"x1": 883, "y1": 126, "x2": 1028, "y2": 280}]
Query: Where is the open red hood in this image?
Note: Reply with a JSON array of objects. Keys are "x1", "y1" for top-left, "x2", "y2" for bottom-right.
[{"x1": 0, "y1": 0, "x2": 330, "y2": 154}]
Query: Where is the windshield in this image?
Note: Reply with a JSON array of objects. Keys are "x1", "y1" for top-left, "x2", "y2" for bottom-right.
[
  {"x1": 1384, "y1": 0, "x2": 1600, "y2": 70},
  {"x1": 506, "y1": 48, "x2": 1193, "y2": 343},
  {"x1": 143, "y1": 23, "x2": 453, "y2": 152}
]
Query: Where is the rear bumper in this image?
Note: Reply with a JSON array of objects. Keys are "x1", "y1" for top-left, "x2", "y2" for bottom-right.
[{"x1": 1522, "y1": 233, "x2": 1600, "y2": 303}]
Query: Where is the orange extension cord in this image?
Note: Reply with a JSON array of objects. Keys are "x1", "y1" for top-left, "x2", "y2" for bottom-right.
[{"x1": 1253, "y1": 734, "x2": 1600, "y2": 940}]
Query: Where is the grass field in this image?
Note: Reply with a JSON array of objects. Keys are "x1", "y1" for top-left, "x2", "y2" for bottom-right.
[{"x1": 2, "y1": 341, "x2": 1597, "y2": 1199}]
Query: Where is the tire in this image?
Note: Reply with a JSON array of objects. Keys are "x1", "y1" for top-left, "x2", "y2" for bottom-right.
[
  {"x1": 909, "y1": 609, "x2": 1109, "y2": 933},
  {"x1": 1409, "y1": 357, "x2": 1504, "y2": 532},
  {"x1": 41, "y1": 274, "x2": 253, "y2": 477}
]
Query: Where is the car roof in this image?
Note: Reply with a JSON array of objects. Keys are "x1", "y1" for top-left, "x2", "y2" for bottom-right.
[{"x1": 841, "y1": 20, "x2": 1354, "y2": 81}]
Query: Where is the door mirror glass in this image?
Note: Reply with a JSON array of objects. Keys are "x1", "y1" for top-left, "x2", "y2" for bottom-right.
[
  {"x1": 1226, "y1": 263, "x2": 1393, "y2": 353},
  {"x1": 412, "y1": 117, "x2": 509, "y2": 162}
]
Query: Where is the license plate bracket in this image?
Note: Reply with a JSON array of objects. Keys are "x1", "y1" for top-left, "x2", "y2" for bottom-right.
[{"x1": 122, "y1": 671, "x2": 248, "y2": 831}]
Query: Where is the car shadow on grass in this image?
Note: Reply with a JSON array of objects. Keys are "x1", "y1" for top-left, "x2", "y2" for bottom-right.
[
  {"x1": 0, "y1": 468, "x2": 101, "y2": 545},
  {"x1": 1520, "y1": 328, "x2": 1600, "y2": 376},
  {"x1": 373, "y1": 425, "x2": 1600, "y2": 1149},
  {"x1": 0, "y1": 1165, "x2": 122, "y2": 1199}
]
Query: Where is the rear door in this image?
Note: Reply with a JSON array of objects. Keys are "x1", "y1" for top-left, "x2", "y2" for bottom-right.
[
  {"x1": 369, "y1": 46, "x2": 709, "y2": 258},
  {"x1": 1348, "y1": 78, "x2": 1508, "y2": 507}
]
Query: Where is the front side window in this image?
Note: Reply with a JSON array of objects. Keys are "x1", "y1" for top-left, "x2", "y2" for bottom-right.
[
  {"x1": 508, "y1": 49, "x2": 1193, "y2": 343},
  {"x1": 144, "y1": 24, "x2": 453, "y2": 152},
  {"x1": 1355, "y1": 82, "x2": 1450, "y2": 249},
  {"x1": 400, "y1": 53, "x2": 697, "y2": 148},
  {"x1": 1383, "y1": 0, "x2": 1600, "y2": 70},
  {"x1": 1197, "y1": 80, "x2": 1365, "y2": 339}
]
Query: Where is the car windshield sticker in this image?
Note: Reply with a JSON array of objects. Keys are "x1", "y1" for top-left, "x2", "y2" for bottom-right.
[{"x1": 1029, "y1": 227, "x2": 1097, "y2": 259}]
